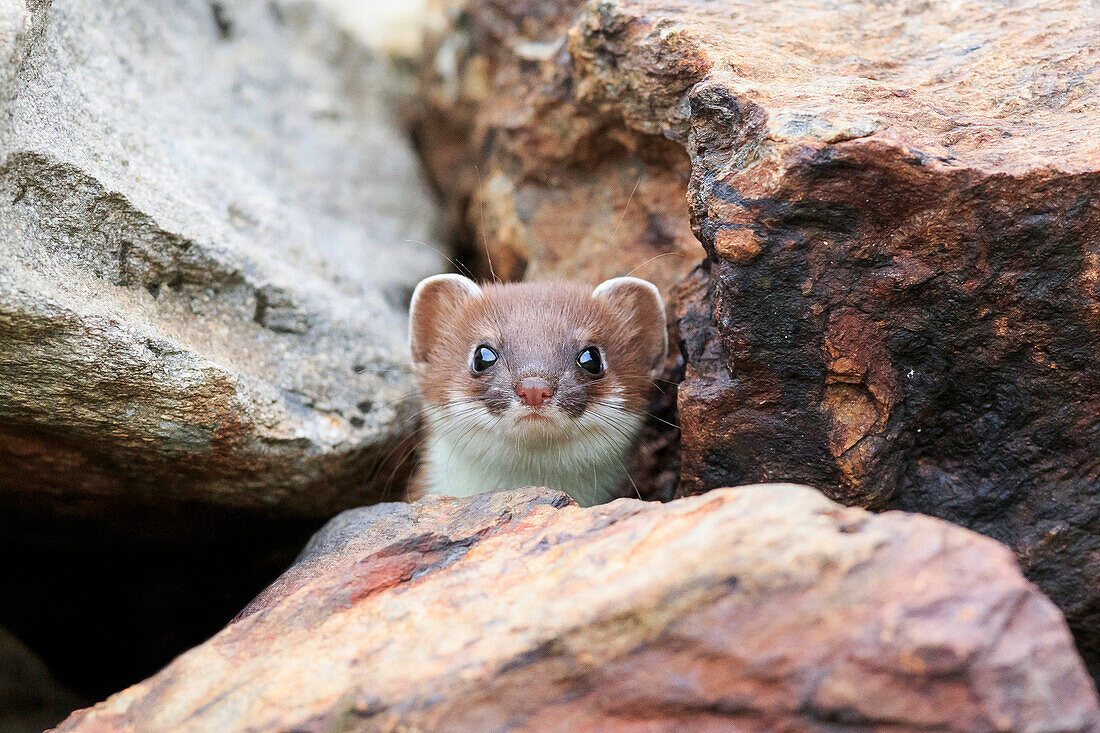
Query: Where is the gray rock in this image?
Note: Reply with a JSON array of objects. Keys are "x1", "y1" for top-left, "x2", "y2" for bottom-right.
[{"x1": 0, "y1": 0, "x2": 444, "y2": 514}]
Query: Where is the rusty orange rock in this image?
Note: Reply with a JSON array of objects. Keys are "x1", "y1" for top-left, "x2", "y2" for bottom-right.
[
  {"x1": 416, "y1": 0, "x2": 1100, "y2": 675},
  {"x1": 415, "y1": 1, "x2": 701, "y2": 297},
  {"x1": 55, "y1": 486, "x2": 1099, "y2": 732}
]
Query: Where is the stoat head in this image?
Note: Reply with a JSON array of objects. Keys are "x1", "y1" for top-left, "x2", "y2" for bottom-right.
[{"x1": 409, "y1": 275, "x2": 667, "y2": 444}]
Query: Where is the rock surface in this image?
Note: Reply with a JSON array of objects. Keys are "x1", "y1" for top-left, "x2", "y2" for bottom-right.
[
  {"x1": 0, "y1": 0, "x2": 444, "y2": 518},
  {"x1": 316, "y1": 0, "x2": 430, "y2": 57},
  {"x1": 56, "y1": 485, "x2": 1100, "y2": 732},
  {"x1": 416, "y1": 0, "x2": 1100, "y2": 670},
  {"x1": 415, "y1": 0, "x2": 701, "y2": 295}
]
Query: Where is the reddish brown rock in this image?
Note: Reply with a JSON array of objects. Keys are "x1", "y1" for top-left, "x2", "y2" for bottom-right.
[
  {"x1": 55, "y1": 486, "x2": 1099, "y2": 732},
  {"x1": 416, "y1": 0, "x2": 1100, "y2": 671},
  {"x1": 415, "y1": 0, "x2": 700, "y2": 295}
]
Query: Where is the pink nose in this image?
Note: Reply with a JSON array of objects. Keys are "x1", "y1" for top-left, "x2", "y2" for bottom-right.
[{"x1": 515, "y1": 377, "x2": 554, "y2": 407}]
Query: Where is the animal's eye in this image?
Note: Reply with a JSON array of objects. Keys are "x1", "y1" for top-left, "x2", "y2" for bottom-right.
[
  {"x1": 471, "y1": 345, "x2": 498, "y2": 374},
  {"x1": 576, "y1": 346, "x2": 603, "y2": 376}
]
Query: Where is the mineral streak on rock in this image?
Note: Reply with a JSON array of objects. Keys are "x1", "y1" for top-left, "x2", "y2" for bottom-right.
[
  {"x1": 55, "y1": 486, "x2": 1100, "y2": 732},
  {"x1": 417, "y1": 0, "x2": 1100, "y2": 671},
  {"x1": 0, "y1": 0, "x2": 445, "y2": 516}
]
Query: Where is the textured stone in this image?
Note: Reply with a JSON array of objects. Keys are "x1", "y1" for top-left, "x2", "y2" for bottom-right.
[
  {"x1": 415, "y1": 0, "x2": 700, "y2": 296},
  {"x1": 0, "y1": 0, "x2": 444, "y2": 516},
  {"x1": 56, "y1": 485, "x2": 1100, "y2": 733},
  {"x1": 415, "y1": 0, "x2": 1100, "y2": 671}
]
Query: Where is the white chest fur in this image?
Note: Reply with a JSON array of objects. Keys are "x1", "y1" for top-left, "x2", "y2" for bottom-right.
[{"x1": 420, "y1": 403, "x2": 644, "y2": 507}]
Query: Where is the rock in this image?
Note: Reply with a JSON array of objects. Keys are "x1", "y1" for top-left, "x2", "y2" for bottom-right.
[
  {"x1": 55, "y1": 485, "x2": 1099, "y2": 732},
  {"x1": 415, "y1": 0, "x2": 1100, "y2": 671},
  {"x1": 0, "y1": 626, "x2": 84, "y2": 733},
  {"x1": 0, "y1": 0, "x2": 445, "y2": 517},
  {"x1": 315, "y1": 0, "x2": 430, "y2": 57},
  {"x1": 414, "y1": 0, "x2": 700, "y2": 296}
]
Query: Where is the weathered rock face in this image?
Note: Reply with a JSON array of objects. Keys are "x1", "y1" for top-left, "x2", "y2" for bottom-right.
[
  {"x1": 56, "y1": 485, "x2": 1100, "y2": 732},
  {"x1": 0, "y1": 0, "x2": 444, "y2": 518},
  {"x1": 415, "y1": 0, "x2": 700, "y2": 294},
  {"x1": 416, "y1": 0, "x2": 1100, "y2": 671}
]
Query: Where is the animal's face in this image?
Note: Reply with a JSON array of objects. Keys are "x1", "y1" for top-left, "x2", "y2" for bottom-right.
[{"x1": 409, "y1": 276, "x2": 667, "y2": 445}]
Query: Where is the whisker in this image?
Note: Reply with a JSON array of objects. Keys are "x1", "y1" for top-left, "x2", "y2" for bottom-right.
[
  {"x1": 624, "y1": 251, "x2": 689, "y2": 279},
  {"x1": 597, "y1": 401, "x2": 681, "y2": 431},
  {"x1": 584, "y1": 423, "x2": 641, "y2": 502},
  {"x1": 368, "y1": 397, "x2": 491, "y2": 499},
  {"x1": 403, "y1": 239, "x2": 477, "y2": 281},
  {"x1": 473, "y1": 164, "x2": 501, "y2": 285},
  {"x1": 608, "y1": 176, "x2": 642, "y2": 248}
]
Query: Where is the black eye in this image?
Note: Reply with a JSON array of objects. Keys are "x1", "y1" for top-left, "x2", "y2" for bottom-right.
[
  {"x1": 471, "y1": 345, "x2": 498, "y2": 374},
  {"x1": 576, "y1": 346, "x2": 603, "y2": 376}
]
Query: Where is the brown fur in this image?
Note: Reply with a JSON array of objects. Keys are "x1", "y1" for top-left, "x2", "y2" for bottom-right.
[{"x1": 407, "y1": 275, "x2": 666, "y2": 503}]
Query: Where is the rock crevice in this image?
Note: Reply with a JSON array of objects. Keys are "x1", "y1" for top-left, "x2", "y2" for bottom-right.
[{"x1": 416, "y1": 0, "x2": 1100, "y2": 672}]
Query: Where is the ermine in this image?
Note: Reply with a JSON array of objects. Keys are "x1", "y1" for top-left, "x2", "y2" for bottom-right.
[{"x1": 407, "y1": 275, "x2": 667, "y2": 507}]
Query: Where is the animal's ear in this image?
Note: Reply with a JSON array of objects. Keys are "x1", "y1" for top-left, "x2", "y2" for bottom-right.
[
  {"x1": 593, "y1": 276, "x2": 668, "y2": 379},
  {"x1": 409, "y1": 274, "x2": 482, "y2": 365}
]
